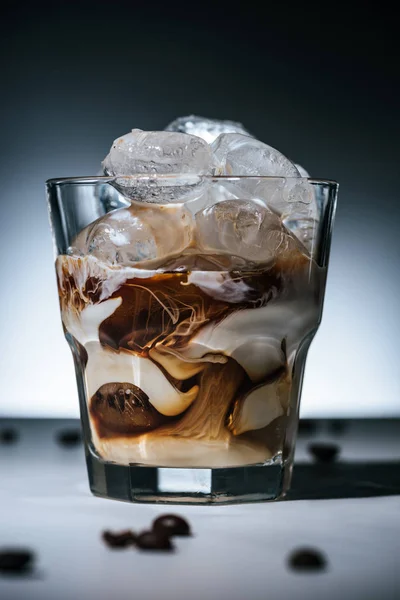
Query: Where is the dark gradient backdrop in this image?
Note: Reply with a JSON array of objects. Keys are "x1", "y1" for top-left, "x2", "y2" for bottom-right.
[{"x1": 0, "y1": 1, "x2": 398, "y2": 417}]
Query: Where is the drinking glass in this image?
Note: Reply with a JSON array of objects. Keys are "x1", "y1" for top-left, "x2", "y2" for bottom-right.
[{"x1": 47, "y1": 175, "x2": 338, "y2": 504}]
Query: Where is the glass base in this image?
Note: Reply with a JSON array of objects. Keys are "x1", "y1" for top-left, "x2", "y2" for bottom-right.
[{"x1": 86, "y1": 451, "x2": 291, "y2": 504}]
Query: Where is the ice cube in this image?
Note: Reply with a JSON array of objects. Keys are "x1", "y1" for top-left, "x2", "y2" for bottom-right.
[
  {"x1": 212, "y1": 133, "x2": 300, "y2": 177},
  {"x1": 195, "y1": 199, "x2": 303, "y2": 264},
  {"x1": 70, "y1": 203, "x2": 193, "y2": 266},
  {"x1": 267, "y1": 179, "x2": 318, "y2": 253},
  {"x1": 294, "y1": 163, "x2": 310, "y2": 177},
  {"x1": 182, "y1": 178, "x2": 243, "y2": 216},
  {"x1": 103, "y1": 129, "x2": 212, "y2": 176},
  {"x1": 102, "y1": 129, "x2": 214, "y2": 203},
  {"x1": 211, "y1": 168, "x2": 317, "y2": 253},
  {"x1": 95, "y1": 182, "x2": 130, "y2": 212},
  {"x1": 282, "y1": 213, "x2": 318, "y2": 254},
  {"x1": 165, "y1": 115, "x2": 253, "y2": 144},
  {"x1": 248, "y1": 177, "x2": 315, "y2": 215}
]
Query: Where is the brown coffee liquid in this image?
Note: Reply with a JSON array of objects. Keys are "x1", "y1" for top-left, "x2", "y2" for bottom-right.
[{"x1": 58, "y1": 250, "x2": 321, "y2": 463}]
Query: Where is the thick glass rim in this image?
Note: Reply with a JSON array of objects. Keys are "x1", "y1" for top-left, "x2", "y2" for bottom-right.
[{"x1": 46, "y1": 175, "x2": 338, "y2": 186}]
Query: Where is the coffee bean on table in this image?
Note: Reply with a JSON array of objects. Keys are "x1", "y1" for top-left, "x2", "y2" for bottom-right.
[
  {"x1": 136, "y1": 531, "x2": 174, "y2": 551},
  {"x1": 307, "y1": 442, "x2": 340, "y2": 464},
  {"x1": 102, "y1": 530, "x2": 136, "y2": 548},
  {"x1": 288, "y1": 548, "x2": 326, "y2": 571},
  {"x1": 0, "y1": 428, "x2": 19, "y2": 444},
  {"x1": 152, "y1": 514, "x2": 191, "y2": 537},
  {"x1": 328, "y1": 419, "x2": 347, "y2": 435},
  {"x1": 298, "y1": 419, "x2": 317, "y2": 435},
  {"x1": 56, "y1": 429, "x2": 82, "y2": 447},
  {"x1": 0, "y1": 549, "x2": 34, "y2": 573}
]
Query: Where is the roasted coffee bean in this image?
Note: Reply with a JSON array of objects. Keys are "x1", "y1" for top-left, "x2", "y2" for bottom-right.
[
  {"x1": 102, "y1": 530, "x2": 136, "y2": 548},
  {"x1": 153, "y1": 514, "x2": 191, "y2": 537},
  {"x1": 56, "y1": 429, "x2": 82, "y2": 447},
  {"x1": 298, "y1": 419, "x2": 317, "y2": 435},
  {"x1": 307, "y1": 442, "x2": 340, "y2": 463},
  {"x1": 90, "y1": 382, "x2": 167, "y2": 436},
  {"x1": 328, "y1": 419, "x2": 347, "y2": 435},
  {"x1": 288, "y1": 548, "x2": 326, "y2": 571},
  {"x1": 0, "y1": 549, "x2": 34, "y2": 573},
  {"x1": 136, "y1": 531, "x2": 173, "y2": 551},
  {"x1": 0, "y1": 428, "x2": 19, "y2": 444}
]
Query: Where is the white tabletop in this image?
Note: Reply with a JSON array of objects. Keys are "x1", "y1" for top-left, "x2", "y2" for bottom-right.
[{"x1": 1, "y1": 419, "x2": 399, "y2": 600}]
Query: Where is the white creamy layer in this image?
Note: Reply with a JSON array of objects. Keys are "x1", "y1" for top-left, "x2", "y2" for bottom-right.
[
  {"x1": 63, "y1": 298, "x2": 199, "y2": 417},
  {"x1": 57, "y1": 254, "x2": 162, "y2": 302},
  {"x1": 181, "y1": 298, "x2": 318, "y2": 381},
  {"x1": 228, "y1": 376, "x2": 289, "y2": 436},
  {"x1": 91, "y1": 433, "x2": 272, "y2": 468}
]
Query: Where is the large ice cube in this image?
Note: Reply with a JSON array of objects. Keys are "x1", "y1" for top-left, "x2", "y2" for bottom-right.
[
  {"x1": 206, "y1": 145, "x2": 316, "y2": 252},
  {"x1": 246, "y1": 177, "x2": 315, "y2": 215},
  {"x1": 283, "y1": 212, "x2": 317, "y2": 254},
  {"x1": 246, "y1": 178, "x2": 318, "y2": 253},
  {"x1": 182, "y1": 178, "x2": 243, "y2": 216},
  {"x1": 165, "y1": 115, "x2": 253, "y2": 144},
  {"x1": 294, "y1": 163, "x2": 310, "y2": 177},
  {"x1": 103, "y1": 129, "x2": 212, "y2": 175},
  {"x1": 195, "y1": 199, "x2": 304, "y2": 263},
  {"x1": 69, "y1": 203, "x2": 193, "y2": 266},
  {"x1": 102, "y1": 129, "x2": 214, "y2": 203},
  {"x1": 95, "y1": 182, "x2": 130, "y2": 212},
  {"x1": 212, "y1": 133, "x2": 300, "y2": 177}
]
